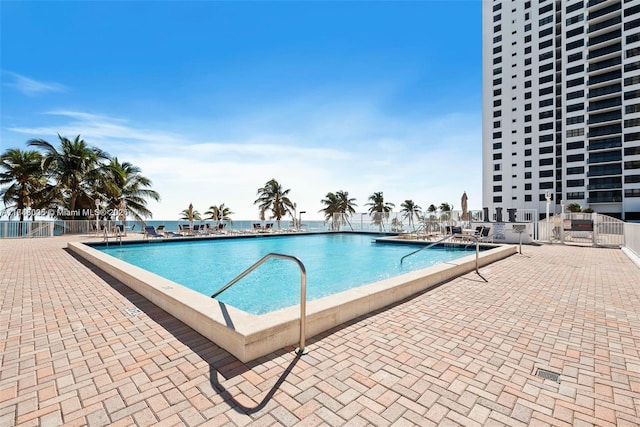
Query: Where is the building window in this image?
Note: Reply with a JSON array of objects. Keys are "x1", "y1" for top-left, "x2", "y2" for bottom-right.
[
  {"x1": 493, "y1": 174, "x2": 502, "y2": 182},
  {"x1": 539, "y1": 16, "x2": 553, "y2": 26},
  {"x1": 493, "y1": 196, "x2": 502, "y2": 203},
  {"x1": 625, "y1": 118, "x2": 640, "y2": 128},
  {"x1": 567, "y1": 65, "x2": 584, "y2": 75},
  {"x1": 566, "y1": 1, "x2": 583, "y2": 14},
  {"x1": 566, "y1": 14, "x2": 583, "y2": 26},
  {"x1": 566, "y1": 27, "x2": 584, "y2": 38},
  {"x1": 567, "y1": 115, "x2": 585, "y2": 125},
  {"x1": 539, "y1": 63, "x2": 553, "y2": 73},
  {"x1": 567, "y1": 77, "x2": 584, "y2": 88},
  {"x1": 539, "y1": 146, "x2": 554, "y2": 154},
  {"x1": 539, "y1": 158, "x2": 554, "y2": 166},
  {"x1": 625, "y1": 161, "x2": 640, "y2": 170},
  {"x1": 625, "y1": 146, "x2": 640, "y2": 156},
  {"x1": 628, "y1": 47, "x2": 640, "y2": 59},
  {"x1": 567, "y1": 90, "x2": 584, "y2": 100},
  {"x1": 539, "y1": 87, "x2": 553, "y2": 96},
  {"x1": 540, "y1": 98, "x2": 553, "y2": 107},
  {"x1": 568, "y1": 52, "x2": 583, "y2": 63},
  {"x1": 539, "y1": 75, "x2": 554, "y2": 84},
  {"x1": 567, "y1": 103, "x2": 584, "y2": 112},
  {"x1": 567, "y1": 166, "x2": 585, "y2": 175},
  {"x1": 566, "y1": 39, "x2": 584, "y2": 50},
  {"x1": 539, "y1": 39, "x2": 553, "y2": 50}
]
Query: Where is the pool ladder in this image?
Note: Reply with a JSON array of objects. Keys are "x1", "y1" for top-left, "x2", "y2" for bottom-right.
[
  {"x1": 210, "y1": 253, "x2": 308, "y2": 356},
  {"x1": 400, "y1": 234, "x2": 484, "y2": 280},
  {"x1": 102, "y1": 224, "x2": 123, "y2": 246}
]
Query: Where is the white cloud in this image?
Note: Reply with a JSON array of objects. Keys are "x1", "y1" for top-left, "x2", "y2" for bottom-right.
[
  {"x1": 7, "y1": 104, "x2": 482, "y2": 220},
  {"x1": 2, "y1": 71, "x2": 67, "y2": 96}
]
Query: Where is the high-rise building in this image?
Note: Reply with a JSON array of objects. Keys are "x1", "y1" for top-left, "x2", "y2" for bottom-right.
[{"x1": 482, "y1": 0, "x2": 640, "y2": 221}]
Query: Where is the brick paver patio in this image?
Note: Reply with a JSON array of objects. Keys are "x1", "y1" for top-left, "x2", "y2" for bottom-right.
[{"x1": 1, "y1": 235, "x2": 639, "y2": 426}]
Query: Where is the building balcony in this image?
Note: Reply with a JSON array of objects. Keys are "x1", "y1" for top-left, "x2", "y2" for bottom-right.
[
  {"x1": 588, "y1": 56, "x2": 621, "y2": 73},
  {"x1": 588, "y1": 43, "x2": 622, "y2": 61},
  {"x1": 587, "y1": 2, "x2": 621, "y2": 21},
  {"x1": 587, "y1": 16, "x2": 621, "y2": 35}
]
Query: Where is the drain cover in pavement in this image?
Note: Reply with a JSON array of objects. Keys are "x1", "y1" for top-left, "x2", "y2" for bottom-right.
[
  {"x1": 124, "y1": 307, "x2": 143, "y2": 317},
  {"x1": 536, "y1": 368, "x2": 560, "y2": 383}
]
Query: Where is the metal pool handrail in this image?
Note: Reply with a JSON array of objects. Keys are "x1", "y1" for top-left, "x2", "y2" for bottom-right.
[
  {"x1": 400, "y1": 234, "x2": 482, "y2": 277},
  {"x1": 210, "y1": 253, "x2": 308, "y2": 356}
]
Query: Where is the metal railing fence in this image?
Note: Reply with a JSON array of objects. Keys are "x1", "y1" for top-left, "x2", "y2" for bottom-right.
[{"x1": 624, "y1": 222, "x2": 640, "y2": 256}]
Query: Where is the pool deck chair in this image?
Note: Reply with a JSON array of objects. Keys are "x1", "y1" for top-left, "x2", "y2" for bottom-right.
[
  {"x1": 479, "y1": 226, "x2": 493, "y2": 243},
  {"x1": 144, "y1": 226, "x2": 164, "y2": 239}
]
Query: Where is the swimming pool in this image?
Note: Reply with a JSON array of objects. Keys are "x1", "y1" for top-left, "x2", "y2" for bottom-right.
[
  {"x1": 68, "y1": 233, "x2": 516, "y2": 362},
  {"x1": 96, "y1": 233, "x2": 482, "y2": 315}
]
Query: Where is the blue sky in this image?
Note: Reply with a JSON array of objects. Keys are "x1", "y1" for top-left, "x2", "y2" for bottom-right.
[{"x1": 1, "y1": 0, "x2": 482, "y2": 220}]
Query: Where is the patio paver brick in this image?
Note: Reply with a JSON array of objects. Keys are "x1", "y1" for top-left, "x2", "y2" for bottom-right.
[{"x1": 1, "y1": 235, "x2": 639, "y2": 425}]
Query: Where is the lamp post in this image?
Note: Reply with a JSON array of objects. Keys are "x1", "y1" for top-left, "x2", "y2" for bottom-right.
[
  {"x1": 94, "y1": 198, "x2": 100, "y2": 235},
  {"x1": 560, "y1": 199, "x2": 565, "y2": 244},
  {"x1": 545, "y1": 190, "x2": 552, "y2": 222},
  {"x1": 299, "y1": 211, "x2": 306, "y2": 230}
]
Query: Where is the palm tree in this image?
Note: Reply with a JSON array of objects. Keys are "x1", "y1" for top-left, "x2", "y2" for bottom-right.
[
  {"x1": 439, "y1": 202, "x2": 452, "y2": 221},
  {"x1": 95, "y1": 157, "x2": 160, "y2": 222},
  {"x1": 400, "y1": 200, "x2": 422, "y2": 232},
  {"x1": 205, "y1": 203, "x2": 234, "y2": 225},
  {"x1": 254, "y1": 179, "x2": 295, "y2": 229},
  {"x1": 427, "y1": 204, "x2": 437, "y2": 218},
  {"x1": 180, "y1": 203, "x2": 201, "y2": 229},
  {"x1": 319, "y1": 190, "x2": 358, "y2": 230},
  {"x1": 0, "y1": 148, "x2": 46, "y2": 224},
  {"x1": 365, "y1": 192, "x2": 395, "y2": 231},
  {"x1": 28, "y1": 134, "x2": 110, "y2": 218}
]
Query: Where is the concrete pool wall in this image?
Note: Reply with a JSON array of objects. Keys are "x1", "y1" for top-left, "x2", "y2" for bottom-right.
[{"x1": 67, "y1": 239, "x2": 517, "y2": 362}]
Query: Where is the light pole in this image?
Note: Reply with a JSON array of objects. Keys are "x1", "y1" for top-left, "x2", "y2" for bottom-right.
[
  {"x1": 299, "y1": 211, "x2": 306, "y2": 230},
  {"x1": 94, "y1": 198, "x2": 100, "y2": 235}
]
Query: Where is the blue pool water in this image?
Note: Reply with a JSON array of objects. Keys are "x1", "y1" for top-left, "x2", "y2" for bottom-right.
[{"x1": 97, "y1": 233, "x2": 478, "y2": 315}]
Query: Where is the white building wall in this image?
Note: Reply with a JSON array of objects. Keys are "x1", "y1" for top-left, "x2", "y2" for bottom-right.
[{"x1": 483, "y1": 0, "x2": 640, "y2": 221}]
